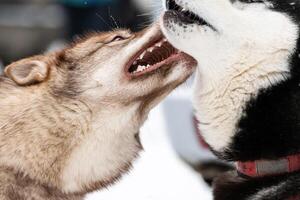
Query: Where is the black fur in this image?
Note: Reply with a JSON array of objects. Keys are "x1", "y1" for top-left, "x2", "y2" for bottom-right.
[
  {"x1": 211, "y1": 1, "x2": 300, "y2": 199},
  {"x1": 214, "y1": 171, "x2": 300, "y2": 200},
  {"x1": 223, "y1": 0, "x2": 300, "y2": 162}
]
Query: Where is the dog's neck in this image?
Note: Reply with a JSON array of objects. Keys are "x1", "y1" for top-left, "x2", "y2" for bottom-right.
[
  {"x1": 222, "y1": 75, "x2": 300, "y2": 162},
  {"x1": 194, "y1": 59, "x2": 300, "y2": 163},
  {"x1": 60, "y1": 103, "x2": 143, "y2": 193},
  {"x1": 0, "y1": 78, "x2": 144, "y2": 194},
  {"x1": 193, "y1": 63, "x2": 291, "y2": 157},
  {"x1": 0, "y1": 167, "x2": 83, "y2": 200}
]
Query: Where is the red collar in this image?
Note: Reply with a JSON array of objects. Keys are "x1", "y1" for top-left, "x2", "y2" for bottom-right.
[{"x1": 236, "y1": 154, "x2": 300, "y2": 178}]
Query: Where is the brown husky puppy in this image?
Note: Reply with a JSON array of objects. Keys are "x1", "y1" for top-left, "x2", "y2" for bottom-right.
[{"x1": 0, "y1": 24, "x2": 196, "y2": 200}]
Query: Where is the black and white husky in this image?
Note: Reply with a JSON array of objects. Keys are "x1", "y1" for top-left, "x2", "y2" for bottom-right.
[{"x1": 160, "y1": 0, "x2": 300, "y2": 199}]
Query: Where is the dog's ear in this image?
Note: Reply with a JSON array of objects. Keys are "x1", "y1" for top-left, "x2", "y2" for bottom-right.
[{"x1": 5, "y1": 57, "x2": 50, "y2": 86}]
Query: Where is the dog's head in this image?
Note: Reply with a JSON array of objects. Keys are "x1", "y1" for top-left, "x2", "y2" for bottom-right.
[
  {"x1": 161, "y1": 0, "x2": 300, "y2": 64},
  {"x1": 1, "y1": 24, "x2": 196, "y2": 194},
  {"x1": 6, "y1": 24, "x2": 195, "y2": 116},
  {"x1": 161, "y1": 0, "x2": 300, "y2": 161}
]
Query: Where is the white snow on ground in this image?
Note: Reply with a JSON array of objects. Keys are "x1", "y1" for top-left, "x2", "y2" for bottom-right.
[{"x1": 85, "y1": 84, "x2": 213, "y2": 200}]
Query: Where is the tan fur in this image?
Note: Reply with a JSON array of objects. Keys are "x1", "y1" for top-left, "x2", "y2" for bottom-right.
[{"x1": 0, "y1": 24, "x2": 195, "y2": 199}]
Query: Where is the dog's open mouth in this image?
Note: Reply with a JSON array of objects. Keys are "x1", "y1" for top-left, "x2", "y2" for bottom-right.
[
  {"x1": 166, "y1": 0, "x2": 210, "y2": 27},
  {"x1": 126, "y1": 37, "x2": 184, "y2": 77}
]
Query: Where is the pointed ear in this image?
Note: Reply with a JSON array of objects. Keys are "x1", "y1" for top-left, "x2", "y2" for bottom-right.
[{"x1": 5, "y1": 57, "x2": 50, "y2": 86}]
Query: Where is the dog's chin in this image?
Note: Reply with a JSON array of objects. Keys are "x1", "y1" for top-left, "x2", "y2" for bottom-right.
[{"x1": 137, "y1": 63, "x2": 196, "y2": 119}]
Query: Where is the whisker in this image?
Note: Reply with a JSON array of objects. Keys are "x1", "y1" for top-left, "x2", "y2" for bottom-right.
[
  {"x1": 108, "y1": 7, "x2": 120, "y2": 29},
  {"x1": 96, "y1": 12, "x2": 112, "y2": 30}
]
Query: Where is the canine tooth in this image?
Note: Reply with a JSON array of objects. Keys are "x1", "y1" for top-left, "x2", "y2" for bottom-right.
[
  {"x1": 133, "y1": 61, "x2": 137, "y2": 65},
  {"x1": 139, "y1": 51, "x2": 146, "y2": 59}
]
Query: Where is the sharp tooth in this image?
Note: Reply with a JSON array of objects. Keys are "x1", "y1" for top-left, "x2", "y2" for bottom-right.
[
  {"x1": 133, "y1": 61, "x2": 137, "y2": 65},
  {"x1": 146, "y1": 64, "x2": 150, "y2": 68},
  {"x1": 135, "y1": 65, "x2": 146, "y2": 73},
  {"x1": 139, "y1": 51, "x2": 146, "y2": 59}
]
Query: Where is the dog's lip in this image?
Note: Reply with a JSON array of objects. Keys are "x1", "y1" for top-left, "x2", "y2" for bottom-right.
[
  {"x1": 124, "y1": 32, "x2": 192, "y2": 78},
  {"x1": 165, "y1": 0, "x2": 213, "y2": 29},
  {"x1": 124, "y1": 33, "x2": 163, "y2": 78}
]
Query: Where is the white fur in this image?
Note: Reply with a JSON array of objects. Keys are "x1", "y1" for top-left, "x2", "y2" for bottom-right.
[
  {"x1": 62, "y1": 105, "x2": 142, "y2": 193},
  {"x1": 161, "y1": 0, "x2": 299, "y2": 151}
]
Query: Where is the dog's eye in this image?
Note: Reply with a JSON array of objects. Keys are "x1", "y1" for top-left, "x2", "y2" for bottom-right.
[
  {"x1": 110, "y1": 35, "x2": 126, "y2": 42},
  {"x1": 104, "y1": 32, "x2": 132, "y2": 45}
]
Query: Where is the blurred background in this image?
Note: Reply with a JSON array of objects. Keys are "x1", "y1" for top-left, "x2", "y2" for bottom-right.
[
  {"x1": 0, "y1": 1, "x2": 231, "y2": 199},
  {"x1": 0, "y1": 0, "x2": 159, "y2": 66}
]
